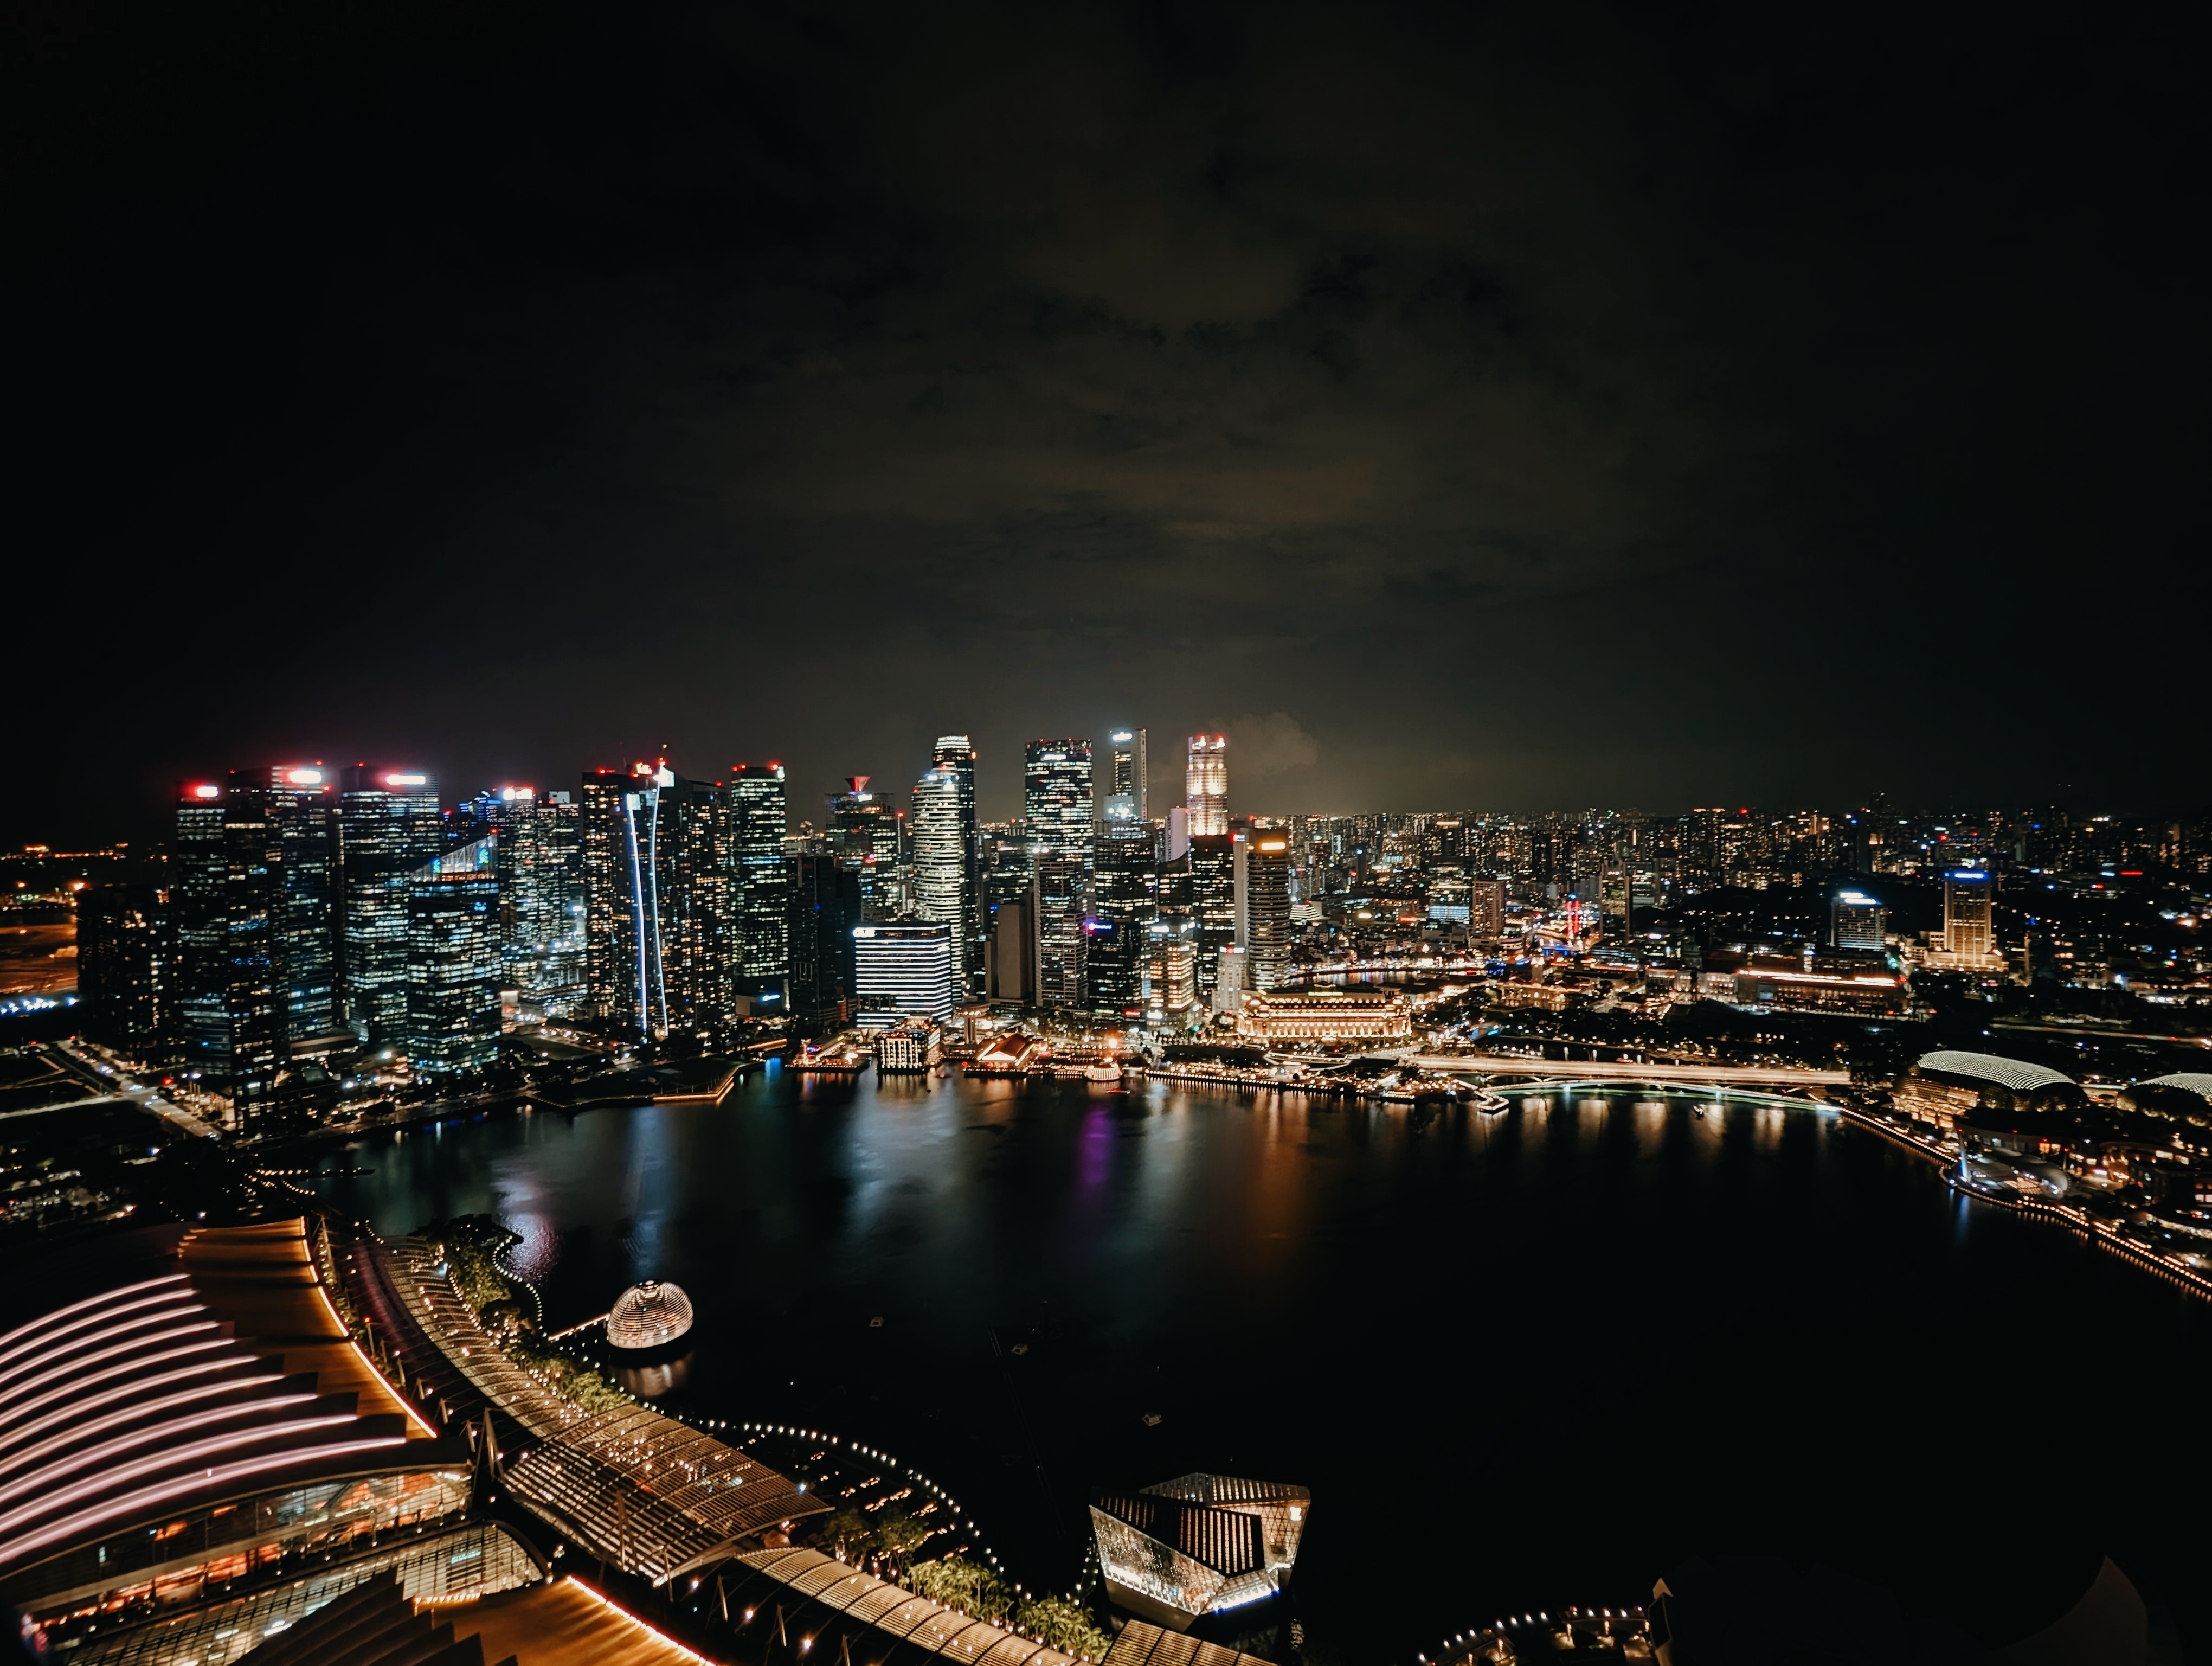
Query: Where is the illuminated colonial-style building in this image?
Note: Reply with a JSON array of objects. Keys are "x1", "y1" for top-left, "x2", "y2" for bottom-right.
[{"x1": 1234, "y1": 989, "x2": 1411, "y2": 1044}]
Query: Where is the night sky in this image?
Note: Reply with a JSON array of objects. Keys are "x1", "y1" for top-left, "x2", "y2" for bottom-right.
[{"x1": 7, "y1": 1, "x2": 2204, "y2": 847}]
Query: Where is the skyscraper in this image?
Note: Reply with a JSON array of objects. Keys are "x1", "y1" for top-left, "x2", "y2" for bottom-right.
[
  {"x1": 1240, "y1": 832, "x2": 1293, "y2": 991},
  {"x1": 1943, "y1": 869, "x2": 1992, "y2": 960},
  {"x1": 914, "y1": 736, "x2": 982, "y2": 994},
  {"x1": 1086, "y1": 819, "x2": 1154, "y2": 1018},
  {"x1": 404, "y1": 835, "x2": 502, "y2": 1075},
  {"x1": 1187, "y1": 834, "x2": 1236, "y2": 991},
  {"x1": 261, "y1": 766, "x2": 337, "y2": 1041},
  {"x1": 76, "y1": 881, "x2": 170, "y2": 1055},
  {"x1": 1832, "y1": 888, "x2": 1887, "y2": 952},
  {"x1": 172, "y1": 779, "x2": 286, "y2": 1116},
  {"x1": 1033, "y1": 856, "x2": 1088, "y2": 1010},
  {"x1": 1024, "y1": 739, "x2": 1094, "y2": 866},
  {"x1": 827, "y1": 776, "x2": 899, "y2": 919},
  {"x1": 852, "y1": 921, "x2": 956, "y2": 1029},
  {"x1": 1186, "y1": 735, "x2": 1228, "y2": 837},
  {"x1": 1104, "y1": 728, "x2": 1147, "y2": 823},
  {"x1": 786, "y1": 850, "x2": 862, "y2": 1034},
  {"x1": 335, "y1": 766, "x2": 443, "y2": 1044},
  {"x1": 481, "y1": 786, "x2": 584, "y2": 1016},
  {"x1": 726, "y1": 762, "x2": 792, "y2": 995},
  {"x1": 578, "y1": 761, "x2": 730, "y2": 1038}
]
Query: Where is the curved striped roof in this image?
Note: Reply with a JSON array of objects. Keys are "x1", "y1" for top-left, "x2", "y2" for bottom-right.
[
  {"x1": 1912, "y1": 1050, "x2": 2074, "y2": 1093},
  {"x1": 2137, "y1": 1073, "x2": 2212, "y2": 1102},
  {"x1": 0, "y1": 1221, "x2": 436, "y2": 1580}
]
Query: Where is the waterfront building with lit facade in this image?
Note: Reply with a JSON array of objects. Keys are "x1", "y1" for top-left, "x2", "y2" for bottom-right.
[
  {"x1": 1087, "y1": 819, "x2": 1155, "y2": 1018},
  {"x1": 874, "y1": 1018, "x2": 944, "y2": 1072},
  {"x1": 853, "y1": 920, "x2": 956, "y2": 1028},
  {"x1": 1090, "y1": 1473, "x2": 1309, "y2": 1632},
  {"x1": 1892, "y1": 1049, "x2": 2087, "y2": 1132},
  {"x1": 1188, "y1": 834, "x2": 1236, "y2": 991},
  {"x1": 787, "y1": 850, "x2": 861, "y2": 1033},
  {"x1": 1234, "y1": 989, "x2": 1411, "y2": 1044},
  {"x1": 476, "y1": 785, "x2": 584, "y2": 1017}
]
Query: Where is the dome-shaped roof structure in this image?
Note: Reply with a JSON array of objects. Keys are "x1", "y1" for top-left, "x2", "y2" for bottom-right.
[{"x1": 606, "y1": 1279, "x2": 695, "y2": 1350}]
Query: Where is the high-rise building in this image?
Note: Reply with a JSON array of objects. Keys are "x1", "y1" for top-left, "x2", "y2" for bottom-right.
[
  {"x1": 335, "y1": 766, "x2": 443, "y2": 1044},
  {"x1": 827, "y1": 775, "x2": 901, "y2": 919},
  {"x1": 1240, "y1": 832, "x2": 1293, "y2": 991},
  {"x1": 1186, "y1": 735, "x2": 1228, "y2": 837},
  {"x1": 1832, "y1": 888, "x2": 1887, "y2": 952},
  {"x1": 472, "y1": 787, "x2": 584, "y2": 1016},
  {"x1": 1086, "y1": 820, "x2": 1155, "y2": 1018},
  {"x1": 853, "y1": 921, "x2": 956, "y2": 1029},
  {"x1": 1034, "y1": 856, "x2": 1088, "y2": 1010},
  {"x1": 1150, "y1": 908, "x2": 1197, "y2": 1028},
  {"x1": 171, "y1": 780, "x2": 286, "y2": 1113},
  {"x1": 914, "y1": 736, "x2": 982, "y2": 994},
  {"x1": 1164, "y1": 806, "x2": 1191, "y2": 862},
  {"x1": 1943, "y1": 870, "x2": 1992, "y2": 960},
  {"x1": 577, "y1": 761, "x2": 730, "y2": 1039},
  {"x1": 1103, "y1": 728, "x2": 1147, "y2": 823},
  {"x1": 260, "y1": 766, "x2": 338, "y2": 1041},
  {"x1": 726, "y1": 762, "x2": 791, "y2": 995},
  {"x1": 1475, "y1": 877, "x2": 1507, "y2": 938},
  {"x1": 76, "y1": 881, "x2": 171, "y2": 1055},
  {"x1": 786, "y1": 851, "x2": 862, "y2": 1034},
  {"x1": 987, "y1": 896, "x2": 1036, "y2": 1004},
  {"x1": 1024, "y1": 739, "x2": 1094, "y2": 866},
  {"x1": 1187, "y1": 834, "x2": 1236, "y2": 991},
  {"x1": 404, "y1": 835, "x2": 502, "y2": 1075}
]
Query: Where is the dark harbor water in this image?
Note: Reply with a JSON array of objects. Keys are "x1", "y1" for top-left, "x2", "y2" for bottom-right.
[{"x1": 319, "y1": 1068, "x2": 2210, "y2": 1659}]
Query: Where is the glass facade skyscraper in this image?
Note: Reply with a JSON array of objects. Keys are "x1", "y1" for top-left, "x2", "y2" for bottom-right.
[
  {"x1": 1087, "y1": 819, "x2": 1155, "y2": 1018},
  {"x1": 786, "y1": 850, "x2": 861, "y2": 1034},
  {"x1": 1034, "y1": 855, "x2": 1088, "y2": 1010},
  {"x1": 261, "y1": 766, "x2": 337, "y2": 1042},
  {"x1": 914, "y1": 736, "x2": 981, "y2": 995},
  {"x1": 726, "y1": 762, "x2": 792, "y2": 992},
  {"x1": 404, "y1": 835, "x2": 502, "y2": 1075},
  {"x1": 1104, "y1": 728, "x2": 1146, "y2": 823},
  {"x1": 1187, "y1": 834, "x2": 1236, "y2": 992},
  {"x1": 336, "y1": 766, "x2": 443, "y2": 1045},
  {"x1": 1024, "y1": 738, "x2": 1094, "y2": 866},
  {"x1": 578, "y1": 762, "x2": 729, "y2": 1038}
]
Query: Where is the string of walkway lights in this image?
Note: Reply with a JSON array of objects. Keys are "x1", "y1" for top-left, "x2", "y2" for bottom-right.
[
  {"x1": 1410, "y1": 1603, "x2": 1650, "y2": 1666},
  {"x1": 720, "y1": 1420, "x2": 1054, "y2": 1597}
]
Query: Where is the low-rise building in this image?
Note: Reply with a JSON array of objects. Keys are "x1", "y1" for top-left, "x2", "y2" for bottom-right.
[
  {"x1": 1236, "y1": 989, "x2": 1412, "y2": 1045},
  {"x1": 875, "y1": 1021, "x2": 943, "y2": 1073},
  {"x1": 1893, "y1": 1049, "x2": 2087, "y2": 1132}
]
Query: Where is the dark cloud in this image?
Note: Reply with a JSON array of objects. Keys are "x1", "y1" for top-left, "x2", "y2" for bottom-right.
[{"x1": 4, "y1": 0, "x2": 2204, "y2": 842}]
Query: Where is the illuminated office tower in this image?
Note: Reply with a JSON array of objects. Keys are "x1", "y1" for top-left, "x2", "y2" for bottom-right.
[
  {"x1": 76, "y1": 881, "x2": 171, "y2": 1054},
  {"x1": 404, "y1": 835, "x2": 501, "y2": 1075},
  {"x1": 786, "y1": 851, "x2": 861, "y2": 1034},
  {"x1": 478, "y1": 786, "x2": 584, "y2": 1015},
  {"x1": 914, "y1": 736, "x2": 983, "y2": 994},
  {"x1": 1476, "y1": 877, "x2": 1507, "y2": 938},
  {"x1": 1103, "y1": 728, "x2": 1147, "y2": 823},
  {"x1": 1034, "y1": 857, "x2": 1089, "y2": 1010},
  {"x1": 853, "y1": 920, "x2": 956, "y2": 1029},
  {"x1": 1187, "y1": 834, "x2": 1236, "y2": 991},
  {"x1": 1832, "y1": 888, "x2": 1887, "y2": 952},
  {"x1": 1086, "y1": 819, "x2": 1155, "y2": 1018},
  {"x1": 1185, "y1": 735, "x2": 1228, "y2": 837},
  {"x1": 1024, "y1": 738, "x2": 1094, "y2": 865},
  {"x1": 171, "y1": 779, "x2": 285, "y2": 1113},
  {"x1": 1943, "y1": 870, "x2": 1992, "y2": 960},
  {"x1": 726, "y1": 762, "x2": 792, "y2": 994},
  {"x1": 827, "y1": 775, "x2": 900, "y2": 919},
  {"x1": 1240, "y1": 832, "x2": 1293, "y2": 991},
  {"x1": 1150, "y1": 908, "x2": 1197, "y2": 1027},
  {"x1": 335, "y1": 766, "x2": 443, "y2": 1043},
  {"x1": 577, "y1": 761, "x2": 730, "y2": 1038},
  {"x1": 260, "y1": 765, "x2": 338, "y2": 1041}
]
